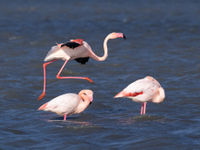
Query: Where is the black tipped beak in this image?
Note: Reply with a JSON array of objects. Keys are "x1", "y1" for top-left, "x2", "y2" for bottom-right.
[
  {"x1": 123, "y1": 34, "x2": 126, "y2": 39},
  {"x1": 89, "y1": 102, "x2": 92, "y2": 105}
]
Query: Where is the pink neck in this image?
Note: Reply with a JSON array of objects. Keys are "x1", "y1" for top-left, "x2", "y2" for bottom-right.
[{"x1": 89, "y1": 35, "x2": 110, "y2": 61}]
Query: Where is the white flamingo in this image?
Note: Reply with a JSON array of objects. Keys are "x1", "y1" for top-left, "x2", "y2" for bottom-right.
[
  {"x1": 38, "y1": 89, "x2": 93, "y2": 120},
  {"x1": 114, "y1": 76, "x2": 165, "y2": 115}
]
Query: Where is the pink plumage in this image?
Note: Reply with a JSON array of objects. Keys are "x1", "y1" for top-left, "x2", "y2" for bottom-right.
[
  {"x1": 114, "y1": 76, "x2": 165, "y2": 115},
  {"x1": 38, "y1": 32, "x2": 126, "y2": 100},
  {"x1": 38, "y1": 89, "x2": 93, "y2": 120}
]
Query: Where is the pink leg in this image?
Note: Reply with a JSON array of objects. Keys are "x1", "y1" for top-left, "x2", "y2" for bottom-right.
[
  {"x1": 64, "y1": 114, "x2": 67, "y2": 120},
  {"x1": 38, "y1": 59, "x2": 57, "y2": 100},
  {"x1": 140, "y1": 103, "x2": 144, "y2": 115},
  {"x1": 143, "y1": 102, "x2": 147, "y2": 115},
  {"x1": 56, "y1": 60, "x2": 93, "y2": 83}
]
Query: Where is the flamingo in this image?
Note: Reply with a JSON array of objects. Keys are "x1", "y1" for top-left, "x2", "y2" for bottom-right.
[
  {"x1": 114, "y1": 76, "x2": 165, "y2": 115},
  {"x1": 38, "y1": 32, "x2": 126, "y2": 100},
  {"x1": 38, "y1": 89, "x2": 93, "y2": 120}
]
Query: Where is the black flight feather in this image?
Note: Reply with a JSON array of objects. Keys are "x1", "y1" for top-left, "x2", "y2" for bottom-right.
[
  {"x1": 75, "y1": 57, "x2": 89, "y2": 64},
  {"x1": 61, "y1": 42, "x2": 80, "y2": 49}
]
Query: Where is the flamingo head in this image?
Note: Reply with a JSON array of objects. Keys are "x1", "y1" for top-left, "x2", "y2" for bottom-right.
[
  {"x1": 108, "y1": 32, "x2": 126, "y2": 40},
  {"x1": 79, "y1": 89, "x2": 94, "y2": 104}
]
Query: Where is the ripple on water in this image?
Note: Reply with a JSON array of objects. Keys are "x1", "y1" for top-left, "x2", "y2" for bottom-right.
[{"x1": 1, "y1": 0, "x2": 200, "y2": 149}]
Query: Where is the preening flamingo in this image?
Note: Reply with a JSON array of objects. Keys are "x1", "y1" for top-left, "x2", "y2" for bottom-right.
[
  {"x1": 38, "y1": 89, "x2": 93, "y2": 120},
  {"x1": 114, "y1": 76, "x2": 165, "y2": 115},
  {"x1": 38, "y1": 32, "x2": 126, "y2": 100}
]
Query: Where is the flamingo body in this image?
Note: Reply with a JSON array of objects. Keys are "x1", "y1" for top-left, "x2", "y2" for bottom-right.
[
  {"x1": 114, "y1": 76, "x2": 165, "y2": 115},
  {"x1": 38, "y1": 32, "x2": 126, "y2": 100},
  {"x1": 38, "y1": 89, "x2": 93, "y2": 120},
  {"x1": 44, "y1": 41, "x2": 91, "y2": 62}
]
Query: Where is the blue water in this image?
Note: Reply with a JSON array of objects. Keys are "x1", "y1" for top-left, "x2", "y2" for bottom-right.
[{"x1": 0, "y1": 0, "x2": 200, "y2": 149}]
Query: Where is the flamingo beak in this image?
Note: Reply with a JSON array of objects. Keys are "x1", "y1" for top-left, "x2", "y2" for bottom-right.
[
  {"x1": 116, "y1": 33, "x2": 126, "y2": 39},
  {"x1": 89, "y1": 96, "x2": 93, "y2": 105},
  {"x1": 122, "y1": 34, "x2": 126, "y2": 39},
  {"x1": 89, "y1": 95, "x2": 93, "y2": 102}
]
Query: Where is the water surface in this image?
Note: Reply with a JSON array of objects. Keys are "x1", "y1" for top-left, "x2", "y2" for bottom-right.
[{"x1": 0, "y1": 0, "x2": 200, "y2": 149}]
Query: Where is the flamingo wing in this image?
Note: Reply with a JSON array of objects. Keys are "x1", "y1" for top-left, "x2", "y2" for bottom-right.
[
  {"x1": 44, "y1": 45, "x2": 71, "y2": 62},
  {"x1": 62, "y1": 41, "x2": 90, "y2": 64},
  {"x1": 75, "y1": 57, "x2": 89, "y2": 64},
  {"x1": 44, "y1": 39, "x2": 85, "y2": 62},
  {"x1": 123, "y1": 79, "x2": 147, "y2": 94},
  {"x1": 41, "y1": 93, "x2": 81, "y2": 115},
  {"x1": 61, "y1": 42, "x2": 81, "y2": 49},
  {"x1": 115, "y1": 77, "x2": 160, "y2": 102},
  {"x1": 126, "y1": 78, "x2": 159, "y2": 95}
]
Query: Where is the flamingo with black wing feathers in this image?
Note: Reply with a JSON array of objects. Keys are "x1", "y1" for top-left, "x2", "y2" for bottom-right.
[{"x1": 38, "y1": 32, "x2": 126, "y2": 100}]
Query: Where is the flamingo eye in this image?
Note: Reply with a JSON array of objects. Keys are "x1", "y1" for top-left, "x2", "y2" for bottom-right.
[{"x1": 83, "y1": 93, "x2": 87, "y2": 95}]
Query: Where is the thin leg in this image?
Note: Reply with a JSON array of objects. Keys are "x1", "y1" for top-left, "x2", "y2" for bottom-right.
[
  {"x1": 38, "y1": 59, "x2": 57, "y2": 100},
  {"x1": 143, "y1": 102, "x2": 147, "y2": 115},
  {"x1": 56, "y1": 60, "x2": 93, "y2": 83},
  {"x1": 64, "y1": 114, "x2": 67, "y2": 120},
  {"x1": 140, "y1": 103, "x2": 144, "y2": 115}
]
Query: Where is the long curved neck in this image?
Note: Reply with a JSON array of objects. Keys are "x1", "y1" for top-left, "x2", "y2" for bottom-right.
[
  {"x1": 74, "y1": 96, "x2": 90, "y2": 114},
  {"x1": 89, "y1": 35, "x2": 110, "y2": 61},
  {"x1": 152, "y1": 87, "x2": 165, "y2": 103}
]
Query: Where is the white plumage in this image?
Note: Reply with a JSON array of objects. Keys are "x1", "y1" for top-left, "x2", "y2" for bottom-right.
[
  {"x1": 41, "y1": 93, "x2": 81, "y2": 116},
  {"x1": 38, "y1": 89, "x2": 93, "y2": 120},
  {"x1": 114, "y1": 76, "x2": 165, "y2": 115},
  {"x1": 44, "y1": 41, "x2": 91, "y2": 62},
  {"x1": 120, "y1": 76, "x2": 162, "y2": 103}
]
